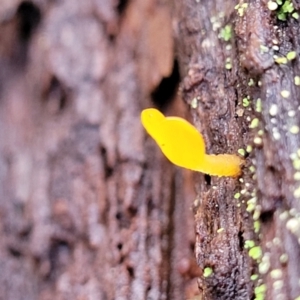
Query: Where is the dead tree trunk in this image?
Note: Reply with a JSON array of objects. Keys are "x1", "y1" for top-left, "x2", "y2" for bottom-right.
[{"x1": 174, "y1": 0, "x2": 300, "y2": 299}]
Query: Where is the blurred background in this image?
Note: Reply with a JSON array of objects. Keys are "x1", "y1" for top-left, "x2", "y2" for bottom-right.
[{"x1": 0, "y1": 0, "x2": 198, "y2": 299}]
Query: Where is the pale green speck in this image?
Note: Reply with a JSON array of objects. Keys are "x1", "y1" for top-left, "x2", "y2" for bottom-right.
[
  {"x1": 243, "y1": 97, "x2": 250, "y2": 107},
  {"x1": 251, "y1": 274, "x2": 259, "y2": 281},
  {"x1": 273, "y1": 280, "x2": 284, "y2": 290},
  {"x1": 246, "y1": 145, "x2": 253, "y2": 153},
  {"x1": 234, "y1": 192, "x2": 241, "y2": 199},
  {"x1": 253, "y1": 207, "x2": 261, "y2": 220},
  {"x1": 286, "y1": 218, "x2": 300, "y2": 233},
  {"x1": 248, "y1": 78, "x2": 255, "y2": 86},
  {"x1": 281, "y1": 90, "x2": 290, "y2": 98},
  {"x1": 225, "y1": 62, "x2": 232, "y2": 70},
  {"x1": 287, "y1": 51, "x2": 297, "y2": 60},
  {"x1": 270, "y1": 269, "x2": 282, "y2": 279},
  {"x1": 249, "y1": 166, "x2": 256, "y2": 173},
  {"x1": 260, "y1": 45, "x2": 269, "y2": 53},
  {"x1": 279, "y1": 253, "x2": 288, "y2": 263},
  {"x1": 275, "y1": 56, "x2": 288, "y2": 64},
  {"x1": 246, "y1": 203, "x2": 256, "y2": 212},
  {"x1": 244, "y1": 240, "x2": 255, "y2": 249},
  {"x1": 294, "y1": 172, "x2": 300, "y2": 180},
  {"x1": 293, "y1": 186, "x2": 300, "y2": 198},
  {"x1": 255, "y1": 284, "x2": 267, "y2": 300},
  {"x1": 238, "y1": 149, "x2": 246, "y2": 156},
  {"x1": 191, "y1": 97, "x2": 198, "y2": 108},
  {"x1": 259, "y1": 254, "x2": 270, "y2": 274},
  {"x1": 290, "y1": 125, "x2": 300, "y2": 134},
  {"x1": 219, "y1": 25, "x2": 232, "y2": 42},
  {"x1": 249, "y1": 246, "x2": 262, "y2": 260},
  {"x1": 295, "y1": 76, "x2": 300, "y2": 86},
  {"x1": 203, "y1": 267, "x2": 213, "y2": 277},
  {"x1": 256, "y1": 98, "x2": 262, "y2": 112},
  {"x1": 293, "y1": 159, "x2": 300, "y2": 170},
  {"x1": 235, "y1": 3, "x2": 248, "y2": 17},
  {"x1": 250, "y1": 118, "x2": 259, "y2": 128},
  {"x1": 254, "y1": 220, "x2": 260, "y2": 233}
]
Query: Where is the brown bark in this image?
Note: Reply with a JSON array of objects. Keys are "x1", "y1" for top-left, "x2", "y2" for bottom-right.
[
  {"x1": 2, "y1": 0, "x2": 300, "y2": 299},
  {"x1": 0, "y1": 0, "x2": 197, "y2": 299},
  {"x1": 174, "y1": 0, "x2": 300, "y2": 299}
]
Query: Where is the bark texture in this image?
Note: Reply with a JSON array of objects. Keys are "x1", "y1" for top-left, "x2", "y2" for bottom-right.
[
  {"x1": 0, "y1": 0, "x2": 198, "y2": 299},
  {"x1": 2, "y1": 0, "x2": 300, "y2": 299},
  {"x1": 174, "y1": 0, "x2": 300, "y2": 299}
]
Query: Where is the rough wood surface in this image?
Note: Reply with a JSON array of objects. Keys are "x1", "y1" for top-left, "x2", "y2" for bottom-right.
[
  {"x1": 0, "y1": 0, "x2": 198, "y2": 299},
  {"x1": 174, "y1": 0, "x2": 300, "y2": 299}
]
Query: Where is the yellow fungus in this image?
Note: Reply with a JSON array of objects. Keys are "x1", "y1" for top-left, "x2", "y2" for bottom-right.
[{"x1": 141, "y1": 108, "x2": 243, "y2": 177}]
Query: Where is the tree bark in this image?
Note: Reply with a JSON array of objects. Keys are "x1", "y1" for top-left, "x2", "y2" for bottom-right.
[
  {"x1": 174, "y1": 0, "x2": 300, "y2": 299},
  {"x1": 2, "y1": 0, "x2": 300, "y2": 299},
  {"x1": 0, "y1": 0, "x2": 197, "y2": 299}
]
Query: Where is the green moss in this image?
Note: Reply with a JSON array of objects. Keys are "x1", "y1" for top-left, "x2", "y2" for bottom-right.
[
  {"x1": 249, "y1": 246, "x2": 262, "y2": 260},
  {"x1": 220, "y1": 25, "x2": 232, "y2": 41},
  {"x1": 244, "y1": 240, "x2": 255, "y2": 249},
  {"x1": 255, "y1": 284, "x2": 267, "y2": 300},
  {"x1": 277, "y1": 0, "x2": 294, "y2": 20}
]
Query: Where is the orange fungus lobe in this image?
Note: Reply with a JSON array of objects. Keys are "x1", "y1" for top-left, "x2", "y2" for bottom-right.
[{"x1": 141, "y1": 108, "x2": 243, "y2": 177}]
